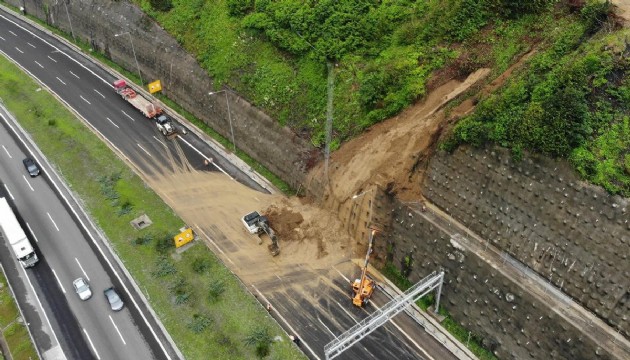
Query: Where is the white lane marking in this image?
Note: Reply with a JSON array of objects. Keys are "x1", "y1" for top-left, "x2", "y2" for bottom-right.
[
  {"x1": 137, "y1": 144, "x2": 152, "y2": 157},
  {"x1": 318, "y1": 316, "x2": 336, "y2": 336},
  {"x1": 334, "y1": 266, "x2": 352, "y2": 284},
  {"x1": 334, "y1": 300, "x2": 359, "y2": 323},
  {"x1": 51, "y1": 269, "x2": 66, "y2": 294},
  {"x1": 0, "y1": 49, "x2": 173, "y2": 360},
  {"x1": 106, "y1": 117, "x2": 119, "y2": 129},
  {"x1": 83, "y1": 329, "x2": 101, "y2": 360},
  {"x1": 26, "y1": 223, "x2": 39, "y2": 243},
  {"x1": 0, "y1": 35, "x2": 5, "y2": 41},
  {"x1": 47, "y1": 55, "x2": 57, "y2": 63},
  {"x1": 27, "y1": 42, "x2": 36, "y2": 48},
  {"x1": 194, "y1": 226, "x2": 235, "y2": 266},
  {"x1": 3, "y1": 184, "x2": 14, "y2": 200},
  {"x1": 69, "y1": 70, "x2": 80, "y2": 79},
  {"x1": 152, "y1": 136, "x2": 166, "y2": 147},
  {"x1": 8, "y1": 30, "x2": 17, "y2": 36},
  {"x1": 56, "y1": 76, "x2": 66, "y2": 85},
  {"x1": 22, "y1": 175, "x2": 34, "y2": 191},
  {"x1": 14, "y1": 47, "x2": 23, "y2": 54},
  {"x1": 177, "y1": 137, "x2": 232, "y2": 178},
  {"x1": 252, "y1": 285, "x2": 322, "y2": 360},
  {"x1": 109, "y1": 315, "x2": 127, "y2": 345},
  {"x1": 34, "y1": 60, "x2": 43, "y2": 68},
  {"x1": 75, "y1": 258, "x2": 90, "y2": 281},
  {"x1": 93, "y1": 89, "x2": 105, "y2": 98},
  {"x1": 80, "y1": 95, "x2": 91, "y2": 105},
  {"x1": 2, "y1": 145, "x2": 11, "y2": 158},
  {"x1": 0, "y1": 13, "x2": 111, "y2": 86},
  {"x1": 121, "y1": 110, "x2": 135, "y2": 122},
  {"x1": 47, "y1": 212, "x2": 60, "y2": 231},
  {"x1": 2, "y1": 263, "x2": 66, "y2": 360},
  {"x1": 369, "y1": 302, "x2": 436, "y2": 360}
]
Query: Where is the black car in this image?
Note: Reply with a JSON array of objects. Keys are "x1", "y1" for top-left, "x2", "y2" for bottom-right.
[{"x1": 22, "y1": 158, "x2": 40, "y2": 177}]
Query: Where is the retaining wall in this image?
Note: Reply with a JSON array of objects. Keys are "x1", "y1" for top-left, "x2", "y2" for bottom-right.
[
  {"x1": 7, "y1": 0, "x2": 316, "y2": 189},
  {"x1": 423, "y1": 147, "x2": 629, "y2": 338}
]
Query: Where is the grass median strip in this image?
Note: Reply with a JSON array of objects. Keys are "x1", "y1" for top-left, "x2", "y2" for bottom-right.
[
  {"x1": 0, "y1": 269, "x2": 38, "y2": 360},
  {"x1": 0, "y1": 53, "x2": 304, "y2": 359}
]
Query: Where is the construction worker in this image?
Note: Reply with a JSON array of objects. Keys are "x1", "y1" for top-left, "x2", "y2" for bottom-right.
[
  {"x1": 292, "y1": 334, "x2": 301, "y2": 347},
  {"x1": 266, "y1": 303, "x2": 272, "y2": 312}
]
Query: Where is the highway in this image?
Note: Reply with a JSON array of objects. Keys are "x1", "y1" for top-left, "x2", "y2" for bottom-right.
[
  {"x1": 0, "y1": 6, "x2": 461, "y2": 360},
  {"x1": 0, "y1": 108, "x2": 166, "y2": 359}
]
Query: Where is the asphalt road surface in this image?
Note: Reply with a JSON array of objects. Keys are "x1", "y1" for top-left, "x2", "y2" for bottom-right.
[
  {"x1": 0, "y1": 7, "x2": 460, "y2": 360},
  {"x1": 0, "y1": 107, "x2": 178, "y2": 359}
]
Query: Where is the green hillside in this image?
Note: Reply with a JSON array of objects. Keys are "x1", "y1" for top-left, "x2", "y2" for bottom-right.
[{"x1": 138, "y1": 0, "x2": 629, "y2": 195}]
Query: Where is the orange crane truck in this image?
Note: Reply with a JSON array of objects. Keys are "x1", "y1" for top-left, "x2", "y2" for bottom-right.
[{"x1": 352, "y1": 229, "x2": 378, "y2": 307}]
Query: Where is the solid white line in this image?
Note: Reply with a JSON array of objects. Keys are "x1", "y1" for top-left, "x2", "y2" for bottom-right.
[
  {"x1": 51, "y1": 269, "x2": 66, "y2": 294},
  {"x1": 106, "y1": 117, "x2": 119, "y2": 128},
  {"x1": 14, "y1": 47, "x2": 23, "y2": 54},
  {"x1": 69, "y1": 70, "x2": 80, "y2": 79},
  {"x1": 177, "y1": 137, "x2": 232, "y2": 178},
  {"x1": 0, "y1": 35, "x2": 5, "y2": 41},
  {"x1": 34, "y1": 60, "x2": 43, "y2": 68},
  {"x1": 334, "y1": 266, "x2": 352, "y2": 284},
  {"x1": 75, "y1": 258, "x2": 90, "y2": 281},
  {"x1": 3, "y1": 184, "x2": 14, "y2": 200},
  {"x1": 47, "y1": 212, "x2": 60, "y2": 231},
  {"x1": 137, "y1": 144, "x2": 152, "y2": 157},
  {"x1": 252, "y1": 285, "x2": 322, "y2": 360},
  {"x1": 80, "y1": 95, "x2": 91, "y2": 105},
  {"x1": 56, "y1": 76, "x2": 66, "y2": 85},
  {"x1": 19, "y1": 265, "x2": 67, "y2": 360},
  {"x1": 109, "y1": 315, "x2": 127, "y2": 345},
  {"x1": 83, "y1": 329, "x2": 101, "y2": 360},
  {"x1": 318, "y1": 316, "x2": 336, "y2": 336},
  {"x1": 8, "y1": 30, "x2": 17, "y2": 36},
  {"x1": 2, "y1": 145, "x2": 11, "y2": 158},
  {"x1": 93, "y1": 89, "x2": 105, "y2": 98},
  {"x1": 26, "y1": 223, "x2": 39, "y2": 243},
  {"x1": 47, "y1": 55, "x2": 57, "y2": 63},
  {"x1": 22, "y1": 175, "x2": 34, "y2": 191},
  {"x1": 194, "y1": 226, "x2": 235, "y2": 266},
  {"x1": 0, "y1": 13, "x2": 111, "y2": 86},
  {"x1": 0, "y1": 46, "x2": 174, "y2": 360},
  {"x1": 27, "y1": 42, "x2": 36, "y2": 48},
  {"x1": 121, "y1": 110, "x2": 135, "y2": 122}
]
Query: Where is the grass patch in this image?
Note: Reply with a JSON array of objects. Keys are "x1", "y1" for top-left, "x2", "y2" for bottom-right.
[
  {"x1": 0, "y1": 51, "x2": 303, "y2": 359},
  {"x1": 0, "y1": 271, "x2": 38, "y2": 360}
]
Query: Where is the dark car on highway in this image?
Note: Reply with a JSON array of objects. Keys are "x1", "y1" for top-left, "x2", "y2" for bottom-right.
[
  {"x1": 104, "y1": 287, "x2": 124, "y2": 311},
  {"x1": 22, "y1": 157, "x2": 41, "y2": 177}
]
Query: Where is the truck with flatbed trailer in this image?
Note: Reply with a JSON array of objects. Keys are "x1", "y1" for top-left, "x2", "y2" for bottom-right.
[
  {"x1": 113, "y1": 79, "x2": 163, "y2": 119},
  {"x1": 0, "y1": 197, "x2": 39, "y2": 268}
]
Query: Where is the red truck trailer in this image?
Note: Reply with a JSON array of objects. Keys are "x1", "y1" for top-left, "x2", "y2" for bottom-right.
[{"x1": 113, "y1": 79, "x2": 162, "y2": 118}]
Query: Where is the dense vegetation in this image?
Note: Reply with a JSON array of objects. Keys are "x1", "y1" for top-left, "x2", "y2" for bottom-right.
[
  {"x1": 444, "y1": 2, "x2": 630, "y2": 196},
  {"x1": 138, "y1": 0, "x2": 560, "y2": 147},
  {"x1": 138, "y1": 0, "x2": 629, "y2": 196}
]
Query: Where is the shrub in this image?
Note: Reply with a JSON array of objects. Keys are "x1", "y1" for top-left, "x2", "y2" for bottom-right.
[
  {"x1": 191, "y1": 257, "x2": 213, "y2": 274},
  {"x1": 227, "y1": 0, "x2": 253, "y2": 17},
  {"x1": 152, "y1": 256, "x2": 177, "y2": 277},
  {"x1": 207, "y1": 279, "x2": 226, "y2": 302},
  {"x1": 155, "y1": 233, "x2": 175, "y2": 254},
  {"x1": 133, "y1": 233, "x2": 153, "y2": 246},
  {"x1": 244, "y1": 327, "x2": 273, "y2": 358},
  {"x1": 170, "y1": 276, "x2": 193, "y2": 305},
  {"x1": 149, "y1": 0, "x2": 173, "y2": 12},
  {"x1": 188, "y1": 313, "x2": 213, "y2": 333}
]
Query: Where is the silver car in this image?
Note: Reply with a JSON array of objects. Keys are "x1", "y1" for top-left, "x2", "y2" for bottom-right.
[
  {"x1": 72, "y1": 277, "x2": 92, "y2": 300},
  {"x1": 104, "y1": 287, "x2": 124, "y2": 311}
]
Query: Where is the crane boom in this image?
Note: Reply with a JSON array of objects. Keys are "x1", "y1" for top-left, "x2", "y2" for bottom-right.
[{"x1": 352, "y1": 229, "x2": 377, "y2": 306}]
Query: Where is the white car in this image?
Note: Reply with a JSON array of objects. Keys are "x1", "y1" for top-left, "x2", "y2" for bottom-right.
[{"x1": 72, "y1": 277, "x2": 92, "y2": 301}]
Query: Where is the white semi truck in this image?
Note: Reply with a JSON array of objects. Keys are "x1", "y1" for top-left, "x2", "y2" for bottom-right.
[{"x1": 0, "y1": 197, "x2": 39, "y2": 268}]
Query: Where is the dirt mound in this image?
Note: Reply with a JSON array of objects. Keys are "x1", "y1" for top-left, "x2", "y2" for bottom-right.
[{"x1": 264, "y1": 205, "x2": 304, "y2": 241}]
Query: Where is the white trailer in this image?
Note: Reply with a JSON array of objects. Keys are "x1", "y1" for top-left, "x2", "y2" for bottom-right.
[{"x1": 0, "y1": 197, "x2": 38, "y2": 268}]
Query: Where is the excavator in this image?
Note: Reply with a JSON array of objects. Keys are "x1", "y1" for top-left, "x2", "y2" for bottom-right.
[
  {"x1": 352, "y1": 229, "x2": 378, "y2": 307},
  {"x1": 241, "y1": 211, "x2": 280, "y2": 256}
]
